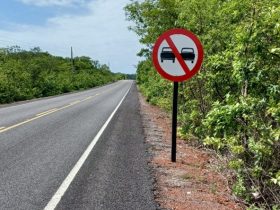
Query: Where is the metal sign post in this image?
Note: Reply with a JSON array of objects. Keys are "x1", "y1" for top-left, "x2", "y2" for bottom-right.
[{"x1": 172, "y1": 82, "x2": 178, "y2": 162}]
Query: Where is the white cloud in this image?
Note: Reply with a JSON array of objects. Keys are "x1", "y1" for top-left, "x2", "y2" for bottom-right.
[
  {"x1": 0, "y1": 0, "x2": 141, "y2": 73},
  {"x1": 19, "y1": 0, "x2": 85, "y2": 7}
]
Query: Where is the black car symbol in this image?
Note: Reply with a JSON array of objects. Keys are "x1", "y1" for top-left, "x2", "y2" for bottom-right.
[
  {"x1": 160, "y1": 47, "x2": 175, "y2": 63},
  {"x1": 180, "y1": 48, "x2": 195, "y2": 63},
  {"x1": 160, "y1": 47, "x2": 195, "y2": 63}
]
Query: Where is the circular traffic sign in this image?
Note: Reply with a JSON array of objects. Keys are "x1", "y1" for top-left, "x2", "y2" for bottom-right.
[{"x1": 152, "y1": 28, "x2": 204, "y2": 82}]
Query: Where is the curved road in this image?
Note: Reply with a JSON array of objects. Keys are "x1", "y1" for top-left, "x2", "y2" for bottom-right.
[{"x1": 0, "y1": 80, "x2": 157, "y2": 210}]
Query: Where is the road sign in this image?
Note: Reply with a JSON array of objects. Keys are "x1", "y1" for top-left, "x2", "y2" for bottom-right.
[
  {"x1": 152, "y1": 29, "x2": 204, "y2": 162},
  {"x1": 152, "y1": 28, "x2": 204, "y2": 82}
]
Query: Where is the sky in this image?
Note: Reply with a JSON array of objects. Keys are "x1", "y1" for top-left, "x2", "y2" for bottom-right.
[{"x1": 0, "y1": 0, "x2": 142, "y2": 74}]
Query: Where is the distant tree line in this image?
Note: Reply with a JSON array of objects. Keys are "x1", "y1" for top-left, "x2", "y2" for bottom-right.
[
  {"x1": 0, "y1": 46, "x2": 126, "y2": 104},
  {"x1": 114, "y1": 73, "x2": 136, "y2": 80},
  {"x1": 126, "y1": 74, "x2": 136, "y2": 80},
  {"x1": 125, "y1": 0, "x2": 280, "y2": 209}
]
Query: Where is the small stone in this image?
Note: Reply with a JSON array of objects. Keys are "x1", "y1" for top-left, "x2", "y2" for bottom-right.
[{"x1": 252, "y1": 192, "x2": 261, "y2": 200}]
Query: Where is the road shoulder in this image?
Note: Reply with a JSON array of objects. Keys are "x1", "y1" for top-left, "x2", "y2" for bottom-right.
[{"x1": 139, "y1": 92, "x2": 245, "y2": 210}]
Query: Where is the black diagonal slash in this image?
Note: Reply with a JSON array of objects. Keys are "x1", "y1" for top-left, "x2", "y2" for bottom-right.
[{"x1": 165, "y1": 36, "x2": 191, "y2": 75}]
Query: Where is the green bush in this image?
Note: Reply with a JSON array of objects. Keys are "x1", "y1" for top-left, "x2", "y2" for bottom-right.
[{"x1": 0, "y1": 47, "x2": 125, "y2": 103}]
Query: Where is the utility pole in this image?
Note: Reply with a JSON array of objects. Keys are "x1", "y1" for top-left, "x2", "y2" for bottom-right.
[{"x1": 71, "y1": 46, "x2": 75, "y2": 71}]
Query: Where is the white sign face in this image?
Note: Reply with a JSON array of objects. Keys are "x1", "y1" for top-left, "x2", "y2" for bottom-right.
[
  {"x1": 152, "y1": 28, "x2": 204, "y2": 82},
  {"x1": 157, "y1": 34, "x2": 198, "y2": 76}
]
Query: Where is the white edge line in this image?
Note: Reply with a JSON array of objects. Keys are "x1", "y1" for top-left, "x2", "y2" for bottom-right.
[{"x1": 44, "y1": 83, "x2": 132, "y2": 210}]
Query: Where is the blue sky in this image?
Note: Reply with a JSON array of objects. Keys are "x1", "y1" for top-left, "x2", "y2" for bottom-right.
[{"x1": 0, "y1": 0, "x2": 141, "y2": 74}]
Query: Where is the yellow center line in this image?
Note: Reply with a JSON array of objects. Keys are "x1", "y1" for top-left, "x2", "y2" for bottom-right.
[
  {"x1": 36, "y1": 108, "x2": 58, "y2": 116},
  {"x1": 69, "y1": 100, "x2": 81, "y2": 105},
  {"x1": 58, "y1": 104, "x2": 74, "y2": 111},
  {"x1": 38, "y1": 110, "x2": 60, "y2": 117},
  {"x1": 0, "y1": 92, "x2": 103, "y2": 134},
  {"x1": 0, "y1": 115, "x2": 44, "y2": 134},
  {"x1": 81, "y1": 96, "x2": 93, "y2": 102}
]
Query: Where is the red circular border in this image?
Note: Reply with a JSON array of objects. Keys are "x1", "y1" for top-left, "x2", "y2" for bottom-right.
[{"x1": 152, "y1": 28, "x2": 204, "y2": 82}]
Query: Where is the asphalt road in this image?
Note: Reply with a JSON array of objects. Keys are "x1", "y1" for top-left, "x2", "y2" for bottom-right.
[{"x1": 0, "y1": 80, "x2": 157, "y2": 210}]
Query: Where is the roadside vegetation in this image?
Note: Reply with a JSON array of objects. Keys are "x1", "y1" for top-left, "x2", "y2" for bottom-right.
[
  {"x1": 0, "y1": 46, "x2": 126, "y2": 104},
  {"x1": 125, "y1": 0, "x2": 280, "y2": 209}
]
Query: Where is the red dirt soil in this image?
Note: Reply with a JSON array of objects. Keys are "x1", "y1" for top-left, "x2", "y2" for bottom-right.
[{"x1": 139, "y1": 93, "x2": 245, "y2": 210}]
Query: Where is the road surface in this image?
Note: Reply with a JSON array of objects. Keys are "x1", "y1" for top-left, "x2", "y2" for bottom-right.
[{"x1": 0, "y1": 80, "x2": 157, "y2": 210}]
